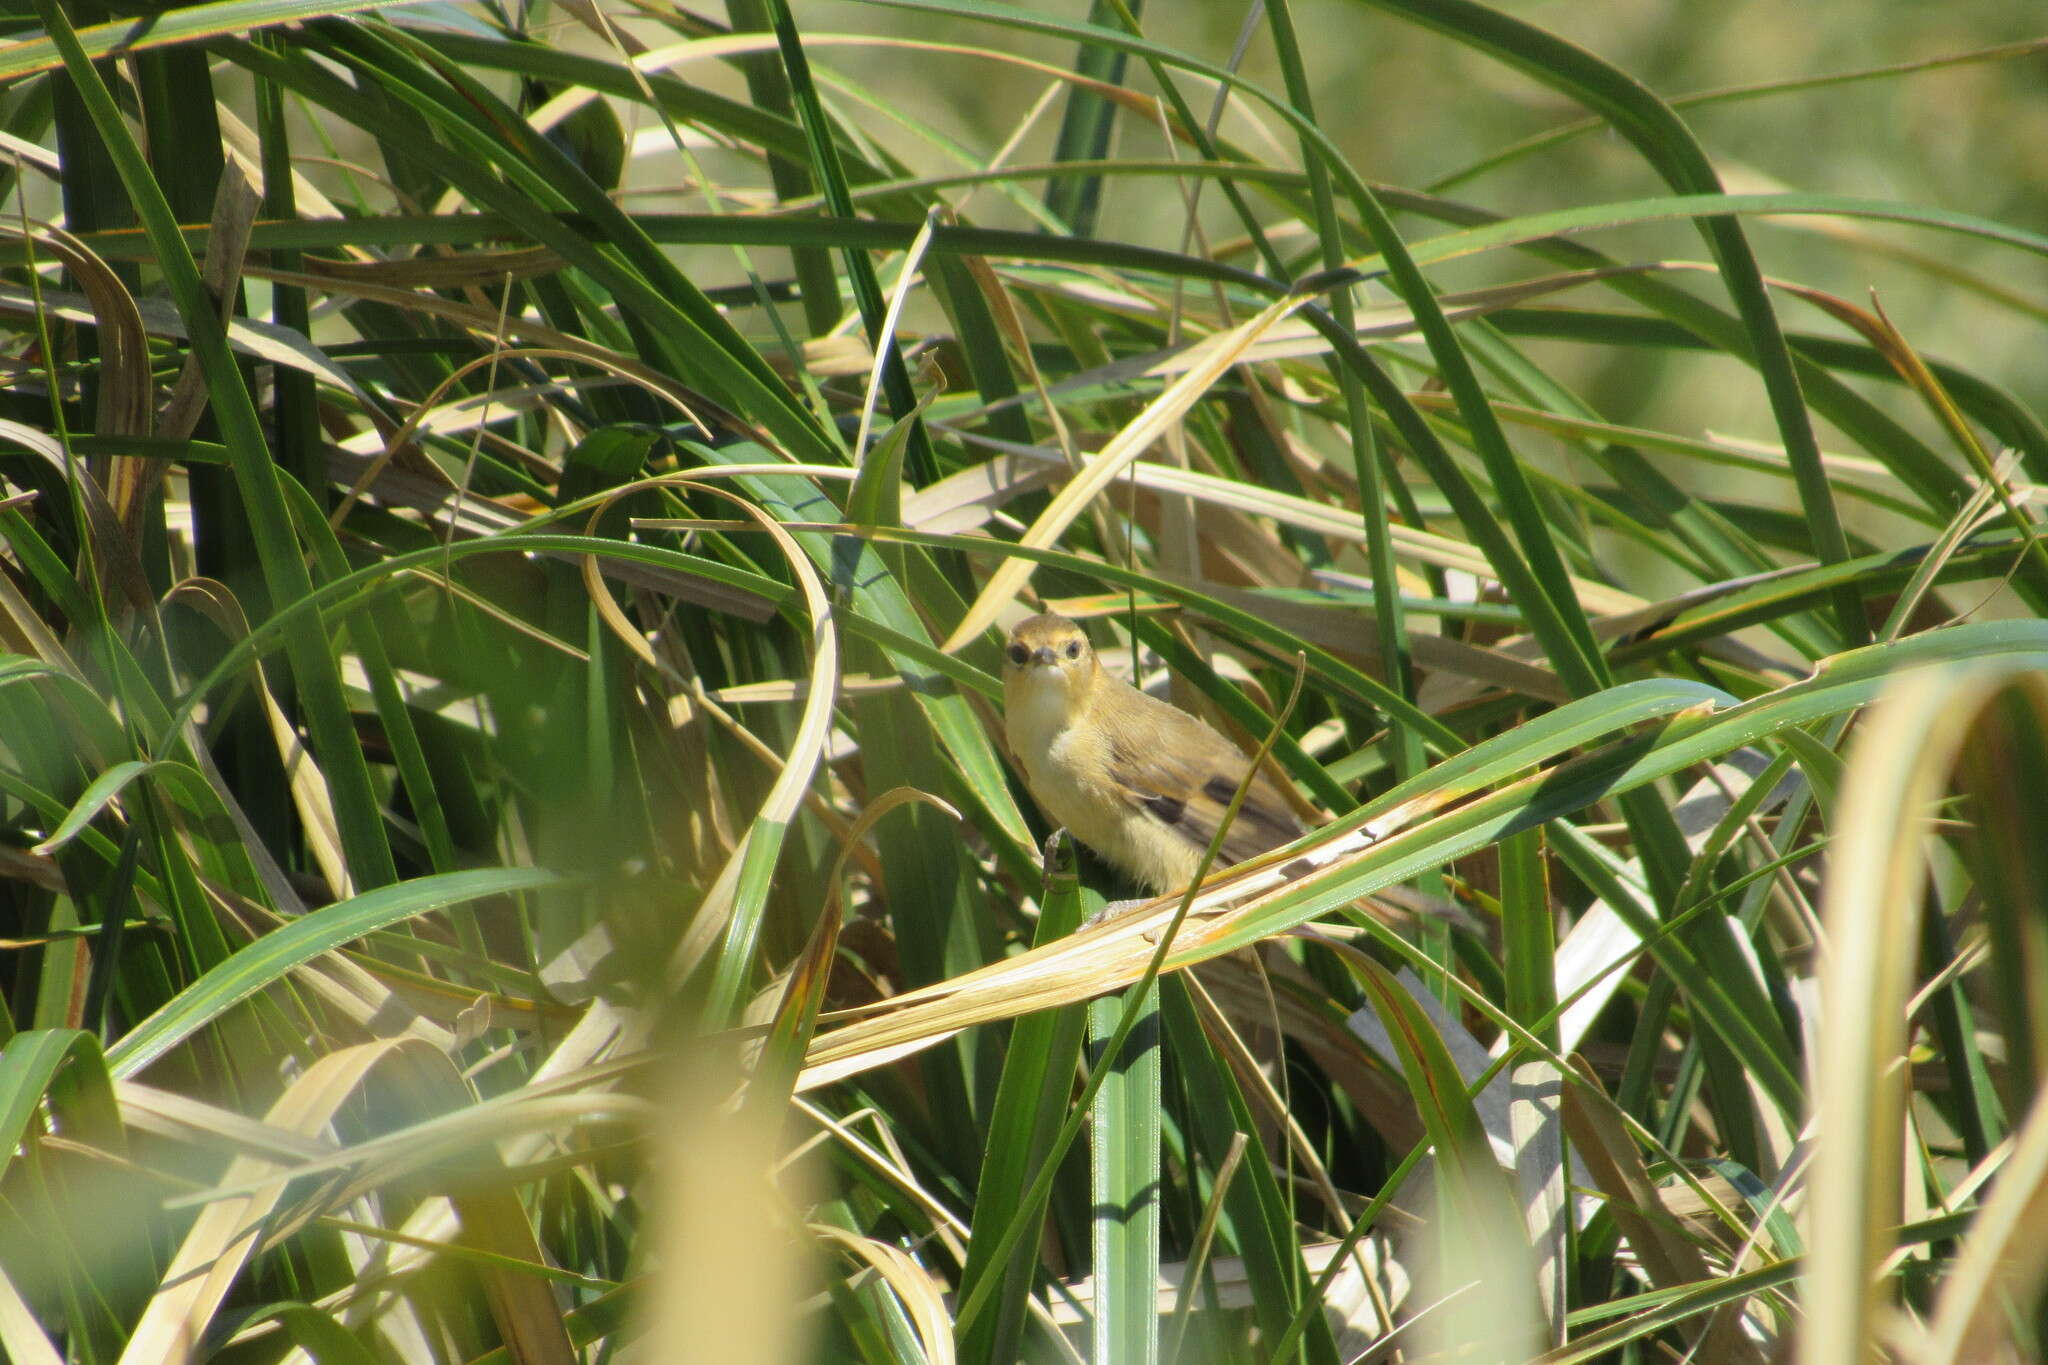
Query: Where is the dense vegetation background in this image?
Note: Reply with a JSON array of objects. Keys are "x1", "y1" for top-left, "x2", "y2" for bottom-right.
[{"x1": 0, "y1": 0, "x2": 2045, "y2": 1359}]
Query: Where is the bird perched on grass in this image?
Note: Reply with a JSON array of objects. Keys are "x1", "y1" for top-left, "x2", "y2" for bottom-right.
[{"x1": 1001, "y1": 612, "x2": 1307, "y2": 897}]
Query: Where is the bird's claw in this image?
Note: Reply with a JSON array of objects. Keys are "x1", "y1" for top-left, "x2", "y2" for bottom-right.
[{"x1": 1080, "y1": 897, "x2": 1149, "y2": 930}]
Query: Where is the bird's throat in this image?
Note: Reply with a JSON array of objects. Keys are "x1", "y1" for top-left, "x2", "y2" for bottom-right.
[{"x1": 1005, "y1": 671, "x2": 1082, "y2": 769}]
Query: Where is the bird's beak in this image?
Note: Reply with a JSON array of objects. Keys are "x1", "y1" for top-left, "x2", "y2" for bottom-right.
[{"x1": 1033, "y1": 646, "x2": 1058, "y2": 666}]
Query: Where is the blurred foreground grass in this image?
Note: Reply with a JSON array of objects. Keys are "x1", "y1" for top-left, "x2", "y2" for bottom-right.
[{"x1": 0, "y1": 0, "x2": 2046, "y2": 1360}]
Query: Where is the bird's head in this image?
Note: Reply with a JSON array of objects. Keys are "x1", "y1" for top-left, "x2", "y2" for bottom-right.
[{"x1": 1002, "y1": 613, "x2": 1099, "y2": 705}]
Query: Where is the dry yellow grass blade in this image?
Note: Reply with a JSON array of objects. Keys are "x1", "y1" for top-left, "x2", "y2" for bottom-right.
[
  {"x1": 173, "y1": 1085, "x2": 651, "y2": 1216},
  {"x1": 812, "y1": 1223, "x2": 957, "y2": 1365},
  {"x1": 0, "y1": 1263, "x2": 59, "y2": 1365},
  {"x1": 192, "y1": 877, "x2": 458, "y2": 1051},
  {"x1": 797, "y1": 836, "x2": 1368, "y2": 1092},
  {"x1": 157, "y1": 162, "x2": 259, "y2": 450},
  {"x1": 328, "y1": 346, "x2": 558, "y2": 529},
  {"x1": 1801, "y1": 667, "x2": 2036, "y2": 1365},
  {"x1": 1183, "y1": 579, "x2": 1570, "y2": 702},
  {"x1": 447, "y1": 1177, "x2": 579, "y2": 1365},
  {"x1": 1563, "y1": 1057, "x2": 1768, "y2": 1364},
  {"x1": 798, "y1": 912, "x2": 1165, "y2": 1092},
  {"x1": 673, "y1": 682, "x2": 884, "y2": 887},
  {"x1": 849, "y1": 206, "x2": 939, "y2": 466},
  {"x1": 940, "y1": 288, "x2": 1320, "y2": 654},
  {"x1": 2, "y1": 222, "x2": 149, "y2": 441},
  {"x1": 165, "y1": 579, "x2": 354, "y2": 901},
  {"x1": 120, "y1": 1039, "x2": 540, "y2": 1365},
  {"x1": 914, "y1": 437, "x2": 1645, "y2": 619},
  {"x1": 648, "y1": 478, "x2": 839, "y2": 981},
  {"x1": 115, "y1": 1079, "x2": 336, "y2": 1163},
  {"x1": 259, "y1": 1004, "x2": 645, "y2": 1362},
  {"x1": 1131, "y1": 265, "x2": 1676, "y2": 369},
  {"x1": 1917, "y1": 1082, "x2": 2048, "y2": 1363},
  {"x1": 901, "y1": 450, "x2": 1061, "y2": 534}
]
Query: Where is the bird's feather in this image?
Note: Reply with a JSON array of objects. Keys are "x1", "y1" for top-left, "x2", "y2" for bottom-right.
[{"x1": 1094, "y1": 678, "x2": 1305, "y2": 867}]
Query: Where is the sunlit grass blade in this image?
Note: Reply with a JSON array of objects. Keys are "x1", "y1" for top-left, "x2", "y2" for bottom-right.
[
  {"x1": 106, "y1": 868, "x2": 567, "y2": 1077},
  {"x1": 1088, "y1": 984, "x2": 1161, "y2": 1365}
]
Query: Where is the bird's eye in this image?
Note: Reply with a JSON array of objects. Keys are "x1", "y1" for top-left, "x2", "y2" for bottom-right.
[
  {"x1": 1007, "y1": 643, "x2": 1029, "y2": 666},
  {"x1": 1065, "y1": 640, "x2": 1082, "y2": 659}
]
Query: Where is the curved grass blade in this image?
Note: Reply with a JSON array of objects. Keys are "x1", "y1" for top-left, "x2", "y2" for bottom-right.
[{"x1": 106, "y1": 867, "x2": 567, "y2": 1078}]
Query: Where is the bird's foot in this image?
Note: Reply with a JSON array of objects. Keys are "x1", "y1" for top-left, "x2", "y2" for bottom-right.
[{"x1": 1080, "y1": 897, "x2": 1151, "y2": 930}]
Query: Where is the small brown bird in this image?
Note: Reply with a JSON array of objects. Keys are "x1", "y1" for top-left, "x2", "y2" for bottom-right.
[{"x1": 1001, "y1": 613, "x2": 1306, "y2": 896}]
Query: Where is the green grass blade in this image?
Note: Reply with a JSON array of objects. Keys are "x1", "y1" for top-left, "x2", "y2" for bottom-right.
[
  {"x1": 105, "y1": 867, "x2": 567, "y2": 1077},
  {"x1": 1089, "y1": 985, "x2": 1161, "y2": 1365}
]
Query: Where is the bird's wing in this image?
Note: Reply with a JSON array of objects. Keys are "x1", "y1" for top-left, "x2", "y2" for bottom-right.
[{"x1": 1100, "y1": 700, "x2": 1305, "y2": 868}]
